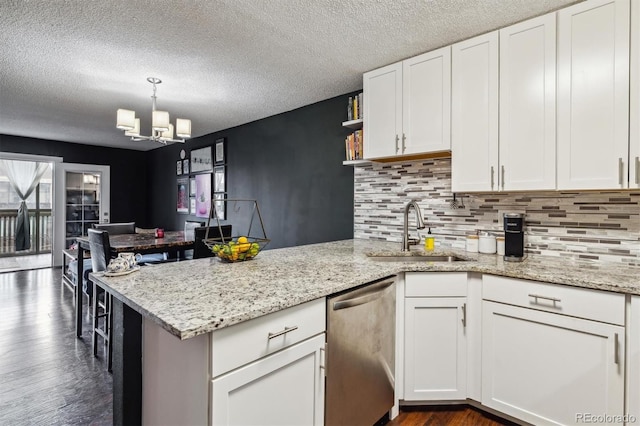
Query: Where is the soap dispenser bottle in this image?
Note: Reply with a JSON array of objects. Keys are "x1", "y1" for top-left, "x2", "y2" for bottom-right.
[{"x1": 425, "y1": 228, "x2": 435, "y2": 251}]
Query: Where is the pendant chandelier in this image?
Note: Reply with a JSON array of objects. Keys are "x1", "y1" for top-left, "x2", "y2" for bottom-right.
[{"x1": 116, "y1": 77, "x2": 191, "y2": 144}]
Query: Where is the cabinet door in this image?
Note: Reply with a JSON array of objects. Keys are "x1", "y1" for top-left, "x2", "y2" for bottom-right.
[
  {"x1": 557, "y1": 0, "x2": 630, "y2": 190},
  {"x1": 404, "y1": 297, "x2": 466, "y2": 400},
  {"x1": 628, "y1": 296, "x2": 640, "y2": 422},
  {"x1": 631, "y1": 0, "x2": 640, "y2": 188},
  {"x1": 363, "y1": 62, "x2": 402, "y2": 159},
  {"x1": 451, "y1": 31, "x2": 499, "y2": 192},
  {"x1": 402, "y1": 46, "x2": 451, "y2": 155},
  {"x1": 499, "y1": 13, "x2": 556, "y2": 191},
  {"x1": 53, "y1": 163, "x2": 110, "y2": 267},
  {"x1": 211, "y1": 334, "x2": 325, "y2": 426},
  {"x1": 482, "y1": 301, "x2": 625, "y2": 426}
]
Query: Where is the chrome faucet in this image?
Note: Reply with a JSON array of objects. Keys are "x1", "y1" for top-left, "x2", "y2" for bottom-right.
[{"x1": 402, "y1": 199, "x2": 426, "y2": 251}]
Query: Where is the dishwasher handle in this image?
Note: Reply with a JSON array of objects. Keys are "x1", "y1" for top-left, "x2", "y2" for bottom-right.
[{"x1": 332, "y1": 279, "x2": 394, "y2": 311}]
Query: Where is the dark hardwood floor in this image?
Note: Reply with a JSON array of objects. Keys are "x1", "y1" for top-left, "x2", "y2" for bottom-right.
[
  {"x1": 387, "y1": 405, "x2": 517, "y2": 426},
  {"x1": 0, "y1": 268, "x2": 112, "y2": 425}
]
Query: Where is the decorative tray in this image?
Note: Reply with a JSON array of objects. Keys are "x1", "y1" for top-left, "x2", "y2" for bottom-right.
[{"x1": 104, "y1": 265, "x2": 141, "y2": 277}]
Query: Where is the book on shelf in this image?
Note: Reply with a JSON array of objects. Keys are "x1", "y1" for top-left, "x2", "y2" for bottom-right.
[
  {"x1": 346, "y1": 92, "x2": 363, "y2": 121},
  {"x1": 344, "y1": 129, "x2": 364, "y2": 161}
]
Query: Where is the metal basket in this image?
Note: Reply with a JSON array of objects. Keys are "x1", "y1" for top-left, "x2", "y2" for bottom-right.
[{"x1": 202, "y1": 198, "x2": 270, "y2": 262}]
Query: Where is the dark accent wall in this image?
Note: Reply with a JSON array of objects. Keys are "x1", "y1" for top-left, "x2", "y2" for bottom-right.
[
  {"x1": 147, "y1": 93, "x2": 356, "y2": 249},
  {"x1": 0, "y1": 134, "x2": 150, "y2": 226}
]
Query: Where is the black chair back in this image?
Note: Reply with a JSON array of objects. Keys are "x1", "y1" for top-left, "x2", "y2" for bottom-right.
[
  {"x1": 93, "y1": 222, "x2": 136, "y2": 235},
  {"x1": 194, "y1": 225, "x2": 232, "y2": 259},
  {"x1": 88, "y1": 229, "x2": 111, "y2": 272}
]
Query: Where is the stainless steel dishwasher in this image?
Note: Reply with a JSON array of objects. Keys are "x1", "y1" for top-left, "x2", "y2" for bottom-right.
[{"x1": 325, "y1": 276, "x2": 396, "y2": 426}]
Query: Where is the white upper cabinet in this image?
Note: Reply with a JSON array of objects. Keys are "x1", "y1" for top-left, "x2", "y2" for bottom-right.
[
  {"x1": 499, "y1": 13, "x2": 557, "y2": 191},
  {"x1": 557, "y1": 0, "x2": 630, "y2": 190},
  {"x1": 631, "y1": 0, "x2": 640, "y2": 188},
  {"x1": 363, "y1": 62, "x2": 403, "y2": 159},
  {"x1": 363, "y1": 47, "x2": 451, "y2": 160},
  {"x1": 451, "y1": 32, "x2": 499, "y2": 192},
  {"x1": 402, "y1": 47, "x2": 451, "y2": 155}
]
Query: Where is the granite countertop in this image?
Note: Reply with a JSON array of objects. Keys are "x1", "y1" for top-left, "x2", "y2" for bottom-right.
[{"x1": 89, "y1": 239, "x2": 640, "y2": 340}]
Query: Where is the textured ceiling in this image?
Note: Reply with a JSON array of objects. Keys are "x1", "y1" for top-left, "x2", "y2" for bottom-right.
[{"x1": 0, "y1": 0, "x2": 581, "y2": 151}]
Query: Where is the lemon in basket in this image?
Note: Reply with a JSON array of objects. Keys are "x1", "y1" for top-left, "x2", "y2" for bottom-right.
[{"x1": 237, "y1": 236, "x2": 250, "y2": 253}]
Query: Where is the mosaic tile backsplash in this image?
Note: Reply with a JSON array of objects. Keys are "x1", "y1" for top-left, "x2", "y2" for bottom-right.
[{"x1": 353, "y1": 158, "x2": 640, "y2": 265}]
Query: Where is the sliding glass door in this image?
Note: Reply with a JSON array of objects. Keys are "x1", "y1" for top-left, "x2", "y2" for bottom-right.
[{"x1": 0, "y1": 161, "x2": 53, "y2": 257}]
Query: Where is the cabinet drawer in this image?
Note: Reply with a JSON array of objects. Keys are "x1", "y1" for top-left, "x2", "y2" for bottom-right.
[
  {"x1": 210, "y1": 298, "x2": 325, "y2": 377},
  {"x1": 482, "y1": 275, "x2": 625, "y2": 325},
  {"x1": 405, "y1": 272, "x2": 467, "y2": 297}
]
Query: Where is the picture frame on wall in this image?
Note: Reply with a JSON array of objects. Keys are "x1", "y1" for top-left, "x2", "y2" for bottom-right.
[
  {"x1": 189, "y1": 177, "x2": 196, "y2": 196},
  {"x1": 215, "y1": 138, "x2": 225, "y2": 164},
  {"x1": 189, "y1": 197, "x2": 196, "y2": 215},
  {"x1": 214, "y1": 166, "x2": 225, "y2": 192},
  {"x1": 176, "y1": 160, "x2": 182, "y2": 175},
  {"x1": 194, "y1": 173, "x2": 211, "y2": 218},
  {"x1": 177, "y1": 178, "x2": 189, "y2": 214},
  {"x1": 213, "y1": 193, "x2": 226, "y2": 220},
  {"x1": 182, "y1": 159, "x2": 190, "y2": 175},
  {"x1": 191, "y1": 146, "x2": 213, "y2": 173}
]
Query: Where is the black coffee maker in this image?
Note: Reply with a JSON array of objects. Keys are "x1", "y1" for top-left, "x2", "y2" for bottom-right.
[{"x1": 503, "y1": 213, "x2": 526, "y2": 262}]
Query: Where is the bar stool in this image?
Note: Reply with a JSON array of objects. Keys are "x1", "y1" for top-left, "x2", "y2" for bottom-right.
[{"x1": 87, "y1": 228, "x2": 113, "y2": 371}]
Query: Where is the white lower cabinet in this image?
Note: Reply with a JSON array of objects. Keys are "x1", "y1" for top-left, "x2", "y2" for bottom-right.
[
  {"x1": 405, "y1": 297, "x2": 466, "y2": 400},
  {"x1": 210, "y1": 334, "x2": 325, "y2": 426},
  {"x1": 482, "y1": 276, "x2": 625, "y2": 426},
  {"x1": 403, "y1": 273, "x2": 468, "y2": 401},
  {"x1": 628, "y1": 296, "x2": 640, "y2": 422},
  {"x1": 140, "y1": 299, "x2": 326, "y2": 426}
]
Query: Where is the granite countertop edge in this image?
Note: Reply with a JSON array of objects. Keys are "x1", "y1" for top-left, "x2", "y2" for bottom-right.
[{"x1": 89, "y1": 239, "x2": 639, "y2": 340}]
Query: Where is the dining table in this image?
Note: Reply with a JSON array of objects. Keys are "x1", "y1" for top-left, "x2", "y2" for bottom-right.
[{"x1": 73, "y1": 230, "x2": 195, "y2": 338}]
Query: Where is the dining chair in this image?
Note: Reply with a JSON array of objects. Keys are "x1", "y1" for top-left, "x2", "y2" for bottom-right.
[
  {"x1": 193, "y1": 225, "x2": 232, "y2": 259},
  {"x1": 93, "y1": 222, "x2": 136, "y2": 235},
  {"x1": 87, "y1": 228, "x2": 113, "y2": 371},
  {"x1": 183, "y1": 221, "x2": 205, "y2": 260}
]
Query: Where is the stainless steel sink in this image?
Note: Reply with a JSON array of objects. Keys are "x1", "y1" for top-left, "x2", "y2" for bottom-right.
[{"x1": 367, "y1": 254, "x2": 469, "y2": 262}]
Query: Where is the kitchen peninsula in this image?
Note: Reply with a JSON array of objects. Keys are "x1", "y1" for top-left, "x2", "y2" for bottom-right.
[{"x1": 92, "y1": 239, "x2": 640, "y2": 425}]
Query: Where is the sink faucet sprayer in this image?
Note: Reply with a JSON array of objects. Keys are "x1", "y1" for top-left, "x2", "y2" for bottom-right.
[{"x1": 402, "y1": 200, "x2": 426, "y2": 251}]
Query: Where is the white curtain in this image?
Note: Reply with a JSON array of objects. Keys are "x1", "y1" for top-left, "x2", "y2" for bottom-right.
[{"x1": 0, "y1": 160, "x2": 50, "y2": 251}]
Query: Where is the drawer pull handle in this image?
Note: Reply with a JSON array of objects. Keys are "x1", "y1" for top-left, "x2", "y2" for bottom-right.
[
  {"x1": 491, "y1": 166, "x2": 495, "y2": 189},
  {"x1": 395, "y1": 135, "x2": 400, "y2": 153},
  {"x1": 461, "y1": 303, "x2": 467, "y2": 327},
  {"x1": 528, "y1": 294, "x2": 561, "y2": 304},
  {"x1": 619, "y1": 158, "x2": 624, "y2": 186},
  {"x1": 268, "y1": 325, "x2": 298, "y2": 340},
  {"x1": 320, "y1": 344, "x2": 326, "y2": 372},
  {"x1": 614, "y1": 333, "x2": 619, "y2": 365}
]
